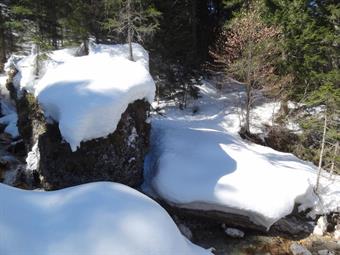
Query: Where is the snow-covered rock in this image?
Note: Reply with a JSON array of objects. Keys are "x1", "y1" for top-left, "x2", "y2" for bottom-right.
[
  {"x1": 290, "y1": 243, "x2": 312, "y2": 255},
  {"x1": 3, "y1": 43, "x2": 155, "y2": 189},
  {"x1": 148, "y1": 81, "x2": 340, "y2": 230},
  {"x1": 0, "y1": 182, "x2": 210, "y2": 255},
  {"x1": 313, "y1": 216, "x2": 328, "y2": 236},
  {"x1": 35, "y1": 46, "x2": 155, "y2": 151},
  {"x1": 6, "y1": 43, "x2": 155, "y2": 151}
]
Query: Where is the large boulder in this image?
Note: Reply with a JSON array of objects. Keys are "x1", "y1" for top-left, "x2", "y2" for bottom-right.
[{"x1": 6, "y1": 69, "x2": 151, "y2": 190}]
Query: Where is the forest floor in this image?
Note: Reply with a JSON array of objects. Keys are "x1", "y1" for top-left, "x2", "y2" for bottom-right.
[{"x1": 193, "y1": 225, "x2": 339, "y2": 255}]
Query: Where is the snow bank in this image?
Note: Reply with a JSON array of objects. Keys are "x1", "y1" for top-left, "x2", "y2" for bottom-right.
[
  {"x1": 7, "y1": 43, "x2": 155, "y2": 151},
  {"x1": 149, "y1": 81, "x2": 340, "y2": 229},
  {"x1": 0, "y1": 182, "x2": 210, "y2": 255}
]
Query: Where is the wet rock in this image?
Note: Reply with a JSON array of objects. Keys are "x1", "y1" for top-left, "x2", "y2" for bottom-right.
[{"x1": 290, "y1": 243, "x2": 312, "y2": 255}]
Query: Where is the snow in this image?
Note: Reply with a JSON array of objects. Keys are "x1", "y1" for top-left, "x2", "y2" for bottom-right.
[
  {"x1": 0, "y1": 74, "x2": 19, "y2": 138},
  {"x1": 148, "y1": 81, "x2": 340, "y2": 229},
  {"x1": 0, "y1": 182, "x2": 211, "y2": 255},
  {"x1": 0, "y1": 112, "x2": 18, "y2": 138},
  {"x1": 26, "y1": 142, "x2": 40, "y2": 171},
  {"x1": 313, "y1": 216, "x2": 328, "y2": 236},
  {"x1": 224, "y1": 227, "x2": 245, "y2": 238},
  {"x1": 6, "y1": 43, "x2": 155, "y2": 151}
]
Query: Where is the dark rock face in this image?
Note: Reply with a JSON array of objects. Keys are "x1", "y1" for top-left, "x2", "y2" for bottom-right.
[
  {"x1": 6, "y1": 70, "x2": 151, "y2": 190},
  {"x1": 162, "y1": 202, "x2": 314, "y2": 238},
  {"x1": 38, "y1": 100, "x2": 150, "y2": 190}
]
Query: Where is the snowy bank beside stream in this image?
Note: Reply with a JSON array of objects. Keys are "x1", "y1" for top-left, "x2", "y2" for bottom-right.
[{"x1": 148, "y1": 82, "x2": 340, "y2": 229}]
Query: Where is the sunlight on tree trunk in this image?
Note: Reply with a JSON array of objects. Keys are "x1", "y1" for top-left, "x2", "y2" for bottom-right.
[{"x1": 315, "y1": 112, "x2": 327, "y2": 192}]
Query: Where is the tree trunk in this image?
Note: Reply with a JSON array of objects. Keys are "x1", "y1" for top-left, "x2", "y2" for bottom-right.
[
  {"x1": 127, "y1": 0, "x2": 134, "y2": 61},
  {"x1": 0, "y1": 6, "x2": 7, "y2": 72},
  {"x1": 191, "y1": 0, "x2": 197, "y2": 63},
  {"x1": 244, "y1": 41, "x2": 253, "y2": 133},
  {"x1": 315, "y1": 112, "x2": 327, "y2": 192},
  {"x1": 329, "y1": 141, "x2": 338, "y2": 180},
  {"x1": 83, "y1": 38, "x2": 89, "y2": 55}
]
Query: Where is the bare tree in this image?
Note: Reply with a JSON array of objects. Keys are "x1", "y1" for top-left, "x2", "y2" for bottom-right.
[{"x1": 210, "y1": 2, "x2": 288, "y2": 134}]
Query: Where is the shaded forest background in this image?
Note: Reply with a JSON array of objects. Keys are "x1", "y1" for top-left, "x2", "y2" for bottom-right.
[{"x1": 0, "y1": 0, "x2": 339, "y2": 173}]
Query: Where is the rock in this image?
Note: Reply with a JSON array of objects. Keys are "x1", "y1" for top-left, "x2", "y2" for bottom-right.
[
  {"x1": 6, "y1": 68, "x2": 151, "y2": 190},
  {"x1": 318, "y1": 250, "x2": 335, "y2": 255},
  {"x1": 313, "y1": 216, "x2": 328, "y2": 236},
  {"x1": 0, "y1": 132, "x2": 13, "y2": 144},
  {"x1": 290, "y1": 243, "x2": 312, "y2": 255},
  {"x1": 224, "y1": 227, "x2": 244, "y2": 238},
  {"x1": 164, "y1": 204, "x2": 313, "y2": 238},
  {"x1": 334, "y1": 224, "x2": 340, "y2": 240},
  {"x1": 7, "y1": 139, "x2": 26, "y2": 157},
  {"x1": 178, "y1": 223, "x2": 193, "y2": 240}
]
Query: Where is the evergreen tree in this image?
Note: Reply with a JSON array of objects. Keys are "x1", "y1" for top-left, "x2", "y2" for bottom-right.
[{"x1": 103, "y1": 0, "x2": 161, "y2": 61}]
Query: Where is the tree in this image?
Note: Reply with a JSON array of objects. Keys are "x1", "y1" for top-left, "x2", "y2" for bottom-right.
[
  {"x1": 103, "y1": 0, "x2": 161, "y2": 61},
  {"x1": 263, "y1": 0, "x2": 340, "y2": 100},
  {"x1": 0, "y1": 3, "x2": 8, "y2": 71},
  {"x1": 210, "y1": 1, "x2": 288, "y2": 134},
  {"x1": 307, "y1": 83, "x2": 340, "y2": 191}
]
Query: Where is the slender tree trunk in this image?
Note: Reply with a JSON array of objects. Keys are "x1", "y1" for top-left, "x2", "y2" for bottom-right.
[
  {"x1": 0, "y1": 6, "x2": 7, "y2": 72},
  {"x1": 315, "y1": 112, "x2": 327, "y2": 192},
  {"x1": 329, "y1": 141, "x2": 338, "y2": 180},
  {"x1": 191, "y1": 0, "x2": 197, "y2": 63},
  {"x1": 127, "y1": 0, "x2": 134, "y2": 61},
  {"x1": 35, "y1": 44, "x2": 40, "y2": 77},
  {"x1": 245, "y1": 41, "x2": 253, "y2": 133},
  {"x1": 83, "y1": 38, "x2": 89, "y2": 55}
]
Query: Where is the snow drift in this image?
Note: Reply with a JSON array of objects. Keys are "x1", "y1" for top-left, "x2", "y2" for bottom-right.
[{"x1": 0, "y1": 182, "x2": 210, "y2": 255}]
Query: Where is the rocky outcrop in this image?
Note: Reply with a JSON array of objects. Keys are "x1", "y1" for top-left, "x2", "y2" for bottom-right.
[
  {"x1": 161, "y1": 201, "x2": 314, "y2": 239},
  {"x1": 6, "y1": 70, "x2": 151, "y2": 190}
]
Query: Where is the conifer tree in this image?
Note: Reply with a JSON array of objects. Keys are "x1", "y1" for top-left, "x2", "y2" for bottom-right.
[{"x1": 103, "y1": 0, "x2": 161, "y2": 61}]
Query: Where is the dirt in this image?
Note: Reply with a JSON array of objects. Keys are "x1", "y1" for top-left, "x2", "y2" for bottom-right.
[{"x1": 189, "y1": 223, "x2": 340, "y2": 255}]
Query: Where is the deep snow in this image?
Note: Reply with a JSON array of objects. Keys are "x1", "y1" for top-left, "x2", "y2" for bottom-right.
[
  {"x1": 147, "y1": 81, "x2": 340, "y2": 229},
  {"x1": 0, "y1": 182, "x2": 211, "y2": 255}
]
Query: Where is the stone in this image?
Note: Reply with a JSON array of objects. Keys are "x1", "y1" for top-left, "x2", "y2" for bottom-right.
[
  {"x1": 178, "y1": 223, "x2": 193, "y2": 240},
  {"x1": 334, "y1": 224, "x2": 340, "y2": 240},
  {"x1": 290, "y1": 243, "x2": 312, "y2": 255},
  {"x1": 318, "y1": 250, "x2": 334, "y2": 255},
  {"x1": 6, "y1": 68, "x2": 151, "y2": 190},
  {"x1": 313, "y1": 216, "x2": 328, "y2": 236},
  {"x1": 224, "y1": 227, "x2": 245, "y2": 238}
]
